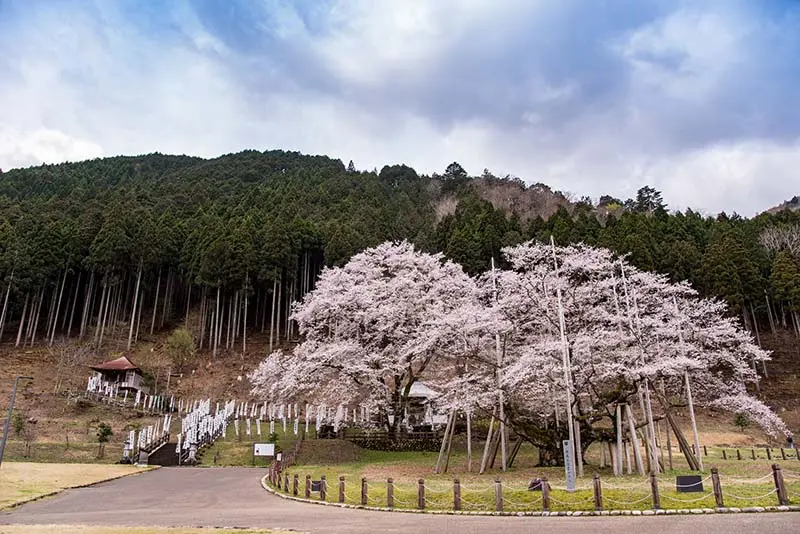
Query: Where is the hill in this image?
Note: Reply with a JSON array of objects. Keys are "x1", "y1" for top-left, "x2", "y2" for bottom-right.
[{"x1": 1, "y1": 149, "x2": 800, "y2": 455}]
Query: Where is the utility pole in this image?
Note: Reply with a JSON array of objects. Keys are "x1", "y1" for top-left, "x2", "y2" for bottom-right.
[{"x1": 0, "y1": 375, "x2": 34, "y2": 467}]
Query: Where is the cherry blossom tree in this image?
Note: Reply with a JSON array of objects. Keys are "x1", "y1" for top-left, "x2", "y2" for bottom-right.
[{"x1": 249, "y1": 241, "x2": 486, "y2": 434}]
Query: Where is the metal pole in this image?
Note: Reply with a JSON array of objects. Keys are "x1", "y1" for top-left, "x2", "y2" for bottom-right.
[{"x1": 0, "y1": 376, "x2": 33, "y2": 467}]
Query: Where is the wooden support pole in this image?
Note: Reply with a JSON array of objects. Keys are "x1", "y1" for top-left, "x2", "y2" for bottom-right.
[
  {"x1": 387, "y1": 478, "x2": 394, "y2": 508},
  {"x1": 711, "y1": 467, "x2": 724, "y2": 508},
  {"x1": 417, "y1": 478, "x2": 425, "y2": 510},
  {"x1": 320, "y1": 475, "x2": 327, "y2": 501},
  {"x1": 305, "y1": 475, "x2": 311, "y2": 498},
  {"x1": 773, "y1": 464, "x2": 788, "y2": 506},
  {"x1": 650, "y1": 472, "x2": 660, "y2": 510},
  {"x1": 293, "y1": 474, "x2": 299, "y2": 496},
  {"x1": 494, "y1": 478, "x2": 503, "y2": 512},
  {"x1": 361, "y1": 477, "x2": 368, "y2": 506},
  {"x1": 284, "y1": 473, "x2": 289, "y2": 492},
  {"x1": 339, "y1": 476, "x2": 345, "y2": 503},
  {"x1": 453, "y1": 478, "x2": 461, "y2": 511},
  {"x1": 541, "y1": 476, "x2": 550, "y2": 512},
  {"x1": 593, "y1": 473, "x2": 602, "y2": 511}
]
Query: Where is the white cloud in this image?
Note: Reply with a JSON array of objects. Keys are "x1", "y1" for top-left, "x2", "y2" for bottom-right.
[
  {"x1": 0, "y1": 0, "x2": 796, "y2": 216},
  {"x1": 0, "y1": 128, "x2": 104, "y2": 169}
]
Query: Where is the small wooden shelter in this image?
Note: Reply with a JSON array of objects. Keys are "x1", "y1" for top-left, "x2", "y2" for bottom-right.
[{"x1": 88, "y1": 355, "x2": 144, "y2": 394}]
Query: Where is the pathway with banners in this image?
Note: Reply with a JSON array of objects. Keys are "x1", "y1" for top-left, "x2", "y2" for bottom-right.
[{"x1": 1, "y1": 468, "x2": 798, "y2": 533}]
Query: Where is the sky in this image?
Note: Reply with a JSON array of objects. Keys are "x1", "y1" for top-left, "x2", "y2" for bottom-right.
[{"x1": 0, "y1": 0, "x2": 798, "y2": 215}]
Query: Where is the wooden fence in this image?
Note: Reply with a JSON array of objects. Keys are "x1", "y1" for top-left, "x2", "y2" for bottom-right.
[{"x1": 267, "y1": 463, "x2": 800, "y2": 512}]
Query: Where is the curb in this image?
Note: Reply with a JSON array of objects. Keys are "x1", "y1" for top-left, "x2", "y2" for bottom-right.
[
  {"x1": 260, "y1": 476, "x2": 800, "y2": 517},
  {"x1": 2, "y1": 465, "x2": 159, "y2": 511}
]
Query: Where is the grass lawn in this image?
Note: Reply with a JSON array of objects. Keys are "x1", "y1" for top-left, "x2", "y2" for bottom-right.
[
  {"x1": 278, "y1": 441, "x2": 800, "y2": 512},
  {"x1": 0, "y1": 462, "x2": 151, "y2": 509},
  {"x1": 0, "y1": 527, "x2": 287, "y2": 534}
]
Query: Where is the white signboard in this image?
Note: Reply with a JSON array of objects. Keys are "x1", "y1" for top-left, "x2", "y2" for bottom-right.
[{"x1": 253, "y1": 443, "x2": 275, "y2": 457}]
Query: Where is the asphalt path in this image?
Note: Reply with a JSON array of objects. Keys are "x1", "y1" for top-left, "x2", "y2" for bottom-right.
[{"x1": 2, "y1": 467, "x2": 798, "y2": 533}]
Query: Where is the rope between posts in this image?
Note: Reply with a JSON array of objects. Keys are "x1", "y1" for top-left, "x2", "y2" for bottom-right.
[
  {"x1": 660, "y1": 491, "x2": 715, "y2": 504},
  {"x1": 604, "y1": 493, "x2": 654, "y2": 506},
  {"x1": 547, "y1": 494, "x2": 596, "y2": 506},
  {"x1": 460, "y1": 496, "x2": 488, "y2": 509},
  {"x1": 722, "y1": 472, "x2": 775, "y2": 484},
  {"x1": 390, "y1": 495, "x2": 414, "y2": 507},
  {"x1": 782, "y1": 471, "x2": 800, "y2": 479},
  {"x1": 422, "y1": 485, "x2": 452, "y2": 495},
  {"x1": 460, "y1": 483, "x2": 498, "y2": 493},
  {"x1": 600, "y1": 480, "x2": 651, "y2": 490},
  {"x1": 724, "y1": 488, "x2": 779, "y2": 501},
  {"x1": 503, "y1": 496, "x2": 543, "y2": 508}
]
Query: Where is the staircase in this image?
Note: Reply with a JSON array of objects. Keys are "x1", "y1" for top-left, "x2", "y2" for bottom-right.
[{"x1": 145, "y1": 441, "x2": 179, "y2": 466}]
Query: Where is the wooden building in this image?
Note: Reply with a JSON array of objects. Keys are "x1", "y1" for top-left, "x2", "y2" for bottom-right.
[{"x1": 88, "y1": 355, "x2": 144, "y2": 395}]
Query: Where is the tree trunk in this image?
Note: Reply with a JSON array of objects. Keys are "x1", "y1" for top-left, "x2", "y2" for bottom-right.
[
  {"x1": 98, "y1": 281, "x2": 113, "y2": 347},
  {"x1": 49, "y1": 267, "x2": 69, "y2": 345},
  {"x1": 765, "y1": 292, "x2": 776, "y2": 334},
  {"x1": 0, "y1": 269, "x2": 13, "y2": 342},
  {"x1": 15, "y1": 292, "x2": 29, "y2": 347},
  {"x1": 150, "y1": 268, "x2": 161, "y2": 335},
  {"x1": 29, "y1": 287, "x2": 46, "y2": 346},
  {"x1": 80, "y1": 270, "x2": 95, "y2": 339},
  {"x1": 653, "y1": 388, "x2": 700, "y2": 471},
  {"x1": 269, "y1": 278, "x2": 277, "y2": 353},
  {"x1": 127, "y1": 260, "x2": 143, "y2": 351},
  {"x1": 66, "y1": 270, "x2": 81, "y2": 338},
  {"x1": 242, "y1": 281, "x2": 248, "y2": 357}
]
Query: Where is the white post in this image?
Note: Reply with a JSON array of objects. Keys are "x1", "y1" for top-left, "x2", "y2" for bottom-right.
[{"x1": 491, "y1": 257, "x2": 507, "y2": 471}]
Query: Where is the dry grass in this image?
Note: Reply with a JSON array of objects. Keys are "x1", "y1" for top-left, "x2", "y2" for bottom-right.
[
  {"x1": 0, "y1": 462, "x2": 151, "y2": 509},
  {"x1": 0, "y1": 527, "x2": 288, "y2": 534}
]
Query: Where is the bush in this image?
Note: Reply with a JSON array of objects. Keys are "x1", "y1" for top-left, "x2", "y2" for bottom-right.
[{"x1": 734, "y1": 412, "x2": 750, "y2": 431}]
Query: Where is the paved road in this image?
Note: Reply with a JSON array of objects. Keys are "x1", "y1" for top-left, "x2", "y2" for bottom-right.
[{"x1": 2, "y1": 468, "x2": 798, "y2": 533}]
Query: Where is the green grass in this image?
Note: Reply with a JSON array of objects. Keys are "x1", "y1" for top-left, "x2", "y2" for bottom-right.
[
  {"x1": 271, "y1": 442, "x2": 800, "y2": 512},
  {"x1": 1, "y1": 440, "x2": 124, "y2": 464}
]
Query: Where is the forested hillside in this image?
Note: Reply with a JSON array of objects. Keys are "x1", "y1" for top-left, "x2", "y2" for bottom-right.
[{"x1": 0, "y1": 149, "x2": 798, "y2": 358}]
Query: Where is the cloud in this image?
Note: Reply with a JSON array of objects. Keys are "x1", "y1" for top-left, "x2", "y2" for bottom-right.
[{"x1": 0, "y1": 0, "x2": 798, "y2": 215}]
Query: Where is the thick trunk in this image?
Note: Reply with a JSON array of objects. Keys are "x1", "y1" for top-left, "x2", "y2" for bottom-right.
[
  {"x1": 98, "y1": 281, "x2": 113, "y2": 347},
  {"x1": 93, "y1": 280, "x2": 108, "y2": 342}
]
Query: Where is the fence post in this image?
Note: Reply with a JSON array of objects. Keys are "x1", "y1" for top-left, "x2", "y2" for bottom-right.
[
  {"x1": 305, "y1": 475, "x2": 311, "y2": 498},
  {"x1": 361, "y1": 477, "x2": 368, "y2": 506},
  {"x1": 453, "y1": 478, "x2": 461, "y2": 511},
  {"x1": 418, "y1": 478, "x2": 425, "y2": 510},
  {"x1": 541, "y1": 476, "x2": 550, "y2": 512},
  {"x1": 650, "y1": 472, "x2": 660, "y2": 510},
  {"x1": 722, "y1": 450, "x2": 727, "y2": 460},
  {"x1": 795, "y1": 447, "x2": 799, "y2": 461},
  {"x1": 339, "y1": 476, "x2": 345, "y2": 504},
  {"x1": 704, "y1": 445, "x2": 708, "y2": 457},
  {"x1": 781, "y1": 448, "x2": 787, "y2": 461},
  {"x1": 277, "y1": 471, "x2": 282, "y2": 490},
  {"x1": 284, "y1": 473, "x2": 289, "y2": 492},
  {"x1": 293, "y1": 474, "x2": 299, "y2": 496},
  {"x1": 737, "y1": 449, "x2": 742, "y2": 461},
  {"x1": 751, "y1": 449, "x2": 756, "y2": 460},
  {"x1": 320, "y1": 475, "x2": 327, "y2": 501},
  {"x1": 495, "y1": 478, "x2": 503, "y2": 512},
  {"x1": 593, "y1": 473, "x2": 602, "y2": 511},
  {"x1": 766, "y1": 448, "x2": 772, "y2": 461},
  {"x1": 711, "y1": 467, "x2": 724, "y2": 508},
  {"x1": 772, "y1": 464, "x2": 788, "y2": 506},
  {"x1": 387, "y1": 478, "x2": 394, "y2": 508}
]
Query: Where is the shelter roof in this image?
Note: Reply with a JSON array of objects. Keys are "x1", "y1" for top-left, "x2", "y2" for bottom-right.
[{"x1": 89, "y1": 355, "x2": 140, "y2": 372}]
